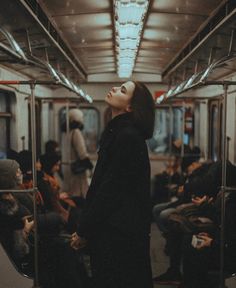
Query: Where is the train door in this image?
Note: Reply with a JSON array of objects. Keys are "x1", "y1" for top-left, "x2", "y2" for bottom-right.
[
  {"x1": 28, "y1": 99, "x2": 42, "y2": 155},
  {"x1": 208, "y1": 99, "x2": 223, "y2": 161},
  {"x1": 0, "y1": 90, "x2": 12, "y2": 158}
]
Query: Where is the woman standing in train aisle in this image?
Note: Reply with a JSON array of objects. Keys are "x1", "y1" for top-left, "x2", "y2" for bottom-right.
[
  {"x1": 71, "y1": 81, "x2": 155, "y2": 288},
  {"x1": 61, "y1": 108, "x2": 93, "y2": 198}
]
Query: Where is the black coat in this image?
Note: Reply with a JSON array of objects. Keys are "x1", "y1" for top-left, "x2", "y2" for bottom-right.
[{"x1": 78, "y1": 113, "x2": 153, "y2": 288}]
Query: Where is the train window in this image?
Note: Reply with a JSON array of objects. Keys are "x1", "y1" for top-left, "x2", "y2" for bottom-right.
[
  {"x1": 80, "y1": 107, "x2": 100, "y2": 153},
  {"x1": 148, "y1": 107, "x2": 183, "y2": 154},
  {"x1": 0, "y1": 91, "x2": 11, "y2": 158}
]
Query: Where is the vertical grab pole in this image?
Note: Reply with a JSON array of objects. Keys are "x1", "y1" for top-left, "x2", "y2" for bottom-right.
[
  {"x1": 168, "y1": 104, "x2": 173, "y2": 197},
  {"x1": 181, "y1": 102, "x2": 185, "y2": 158},
  {"x1": 219, "y1": 84, "x2": 228, "y2": 288},
  {"x1": 30, "y1": 83, "x2": 40, "y2": 288},
  {"x1": 169, "y1": 104, "x2": 173, "y2": 156},
  {"x1": 65, "y1": 98, "x2": 70, "y2": 189}
]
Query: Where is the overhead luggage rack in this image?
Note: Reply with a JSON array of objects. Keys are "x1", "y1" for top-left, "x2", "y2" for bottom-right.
[{"x1": 0, "y1": 27, "x2": 93, "y2": 103}]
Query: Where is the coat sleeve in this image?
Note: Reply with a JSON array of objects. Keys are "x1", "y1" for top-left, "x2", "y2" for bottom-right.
[
  {"x1": 72, "y1": 129, "x2": 89, "y2": 160},
  {"x1": 0, "y1": 215, "x2": 24, "y2": 231},
  {"x1": 77, "y1": 128, "x2": 145, "y2": 237}
]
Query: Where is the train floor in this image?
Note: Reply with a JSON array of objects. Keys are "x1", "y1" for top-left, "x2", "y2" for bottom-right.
[{"x1": 150, "y1": 223, "x2": 236, "y2": 288}]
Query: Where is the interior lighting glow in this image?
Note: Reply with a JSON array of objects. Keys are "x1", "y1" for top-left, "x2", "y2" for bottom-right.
[
  {"x1": 118, "y1": 49, "x2": 136, "y2": 57},
  {"x1": 114, "y1": 0, "x2": 149, "y2": 78},
  {"x1": 119, "y1": 39, "x2": 139, "y2": 50},
  {"x1": 116, "y1": 23, "x2": 141, "y2": 39},
  {"x1": 116, "y1": 1, "x2": 148, "y2": 24}
]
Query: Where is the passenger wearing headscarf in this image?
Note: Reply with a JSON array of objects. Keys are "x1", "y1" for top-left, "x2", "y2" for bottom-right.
[
  {"x1": 61, "y1": 108, "x2": 93, "y2": 198},
  {"x1": 0, "y1": 159, "x2": 32, "y2": 260}
]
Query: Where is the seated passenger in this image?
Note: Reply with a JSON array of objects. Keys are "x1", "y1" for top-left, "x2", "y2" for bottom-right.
[
  {"x1": 153, "y1": 160, "x2": 236, "y2": 285},
  {"x1": 152, "y1": 154, "x2": 183, "y2": 204},
  {"x1": 40, "y1": 152, "x2": 71, "y2": 222},
  {"x1": 182, "y1": 191, "x2": 236, "y2": 288},
  {"x1": 0, "y1": 158, "x2": 89, "y2": 288},
  {"x1": 0, "y1": 159, "x2": 34, "y2": 265},
  {"x1": 153, "y1": 154, "x2": 207, "y2": 236}
]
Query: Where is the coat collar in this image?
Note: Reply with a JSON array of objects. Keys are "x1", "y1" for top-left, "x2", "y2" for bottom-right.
[
  {"x1": 106, "y1": 112, "x2": 134, "y2": 132},
  {"x1": 98, "y1": 113, "x2": 134, "y2": 151}
]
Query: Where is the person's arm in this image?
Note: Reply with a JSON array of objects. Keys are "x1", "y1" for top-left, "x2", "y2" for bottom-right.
[
  {"x1": 77, "y1": 128, "x2": 144, "y2": 237},
  {"x1": 0, "y1": 214, "x2": 24, "y2": 231},
  {"x1": 194, "y1": 233, "x2": 213, "y2": 249},
  {"x1": 72, "y1": 129, "x2": 89, "y2": 160}
]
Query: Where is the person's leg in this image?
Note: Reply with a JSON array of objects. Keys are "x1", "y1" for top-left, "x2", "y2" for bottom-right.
[
  {"x1": 152, "y1": 202, "x2": 176, "y2": 233},
  {"x1": 153, "y1": 229, "x2": 182, "y2": 284},
  {"x1": 182, "y1": 237, "x2": 210, "y2": 288}
]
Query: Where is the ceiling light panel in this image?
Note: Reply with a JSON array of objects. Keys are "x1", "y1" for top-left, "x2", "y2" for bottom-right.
[{"x1": 114, "y1": 0, "x2": 149, "y2": 78}]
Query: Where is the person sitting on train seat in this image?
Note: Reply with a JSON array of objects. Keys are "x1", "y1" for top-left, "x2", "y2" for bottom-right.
[
  {"x1": 17, "y1": 150, "x2": 82, "y2": 234},
  {"x1": 152, "y1": 159, "x2": 217, "y2": 284},
  {"x1": 151, "y1": 154, "x2": 183, "y2": 205},
  {"x1": 39, "y1": 152, "x2": 74, "y2": 222},
  {"x1": 152, "y1": 148, "x2": 205, "y2": 236},
  {"x1": 182, "y1": 190, "x2": 236, "y2": 288},
  {"x1": 45, "y1": 139, "x2": 64, "y2": 185},
  {"x1": 153, "y1": 160, "x2": 236, "y2": 285},
  {"x1": 45, "y1": 140, "x2": 60, "y2": 155},
  {"x1": 0, "y1": 158, "x2": 90, "y2": 287},
  {"x1": 61, "y1": 108, "x2": 93, "y2": 198},
  {"x1": 0, "y1": 159, "x2": 34, "y2": 262},
  {"x1": 71, "y1": 81, "x2": 155, "y2": 288}
]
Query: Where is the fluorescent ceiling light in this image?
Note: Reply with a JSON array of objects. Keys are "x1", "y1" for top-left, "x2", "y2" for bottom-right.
[{"x1": 114, "y1": 0, "x2": 149, "y2": 78}]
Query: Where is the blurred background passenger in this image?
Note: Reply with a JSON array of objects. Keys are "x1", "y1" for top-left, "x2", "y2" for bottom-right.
[{"x1": 61, "y1": 108, "x2": 93, "y2": 198}]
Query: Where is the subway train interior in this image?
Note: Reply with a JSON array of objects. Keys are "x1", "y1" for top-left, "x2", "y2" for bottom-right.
[{"x1": 1, "y1": 0, "x2": 236, "y2": 287}]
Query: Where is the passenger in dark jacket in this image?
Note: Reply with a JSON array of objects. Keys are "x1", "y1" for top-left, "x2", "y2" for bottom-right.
[{"x1": 71, "y1": 81, "x2": 155, "y2": 288}]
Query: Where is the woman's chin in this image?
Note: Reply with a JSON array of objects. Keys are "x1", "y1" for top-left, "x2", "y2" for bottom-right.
[{"x1": 104, "y1": 96, "x2": 110, "y2": 104}]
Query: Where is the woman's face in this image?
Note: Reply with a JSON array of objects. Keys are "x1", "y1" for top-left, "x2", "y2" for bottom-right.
[
  {"x1": 51, "y1": 161, "x2": 60, "y2": 174},
  {"x1": 105, "y1": 81, "x2": 135, "y2": 113}
]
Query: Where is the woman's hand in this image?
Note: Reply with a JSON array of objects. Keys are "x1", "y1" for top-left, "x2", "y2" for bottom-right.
[
  {"x1": 191, "y1": 195, "x2": 207, "y2": 206},
  {"x1": 192, "y1": 195, "x2": 213, "y2": 206},
  {"x1": 195, "y1": 233, "x2": 213, "y2": 249},
  {"x1": 177, "y1": 185, "x2": 184, "y2": 196},
  {"x1": 70, "y1": 232, "x2": 87, "y2": 250},
  {"x1": 22, "y1": 217, "x2": 34, "y2": 239}
]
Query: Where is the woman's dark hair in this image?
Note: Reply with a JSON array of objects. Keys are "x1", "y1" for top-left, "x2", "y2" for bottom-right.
[
  {"x1": 40, "y1": 153, "x2": 61, "y2": 174},
  {"x1": 130, "y1": 81, "x2": 155, "y2": 139},
  {"x1": 45, "y1": 140, "x2": 59, "y2": 154}
]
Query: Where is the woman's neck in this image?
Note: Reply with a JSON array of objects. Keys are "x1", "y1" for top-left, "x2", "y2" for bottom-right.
[{"x1": 111, "y1": 109, "x2": 127, "y2": 119}]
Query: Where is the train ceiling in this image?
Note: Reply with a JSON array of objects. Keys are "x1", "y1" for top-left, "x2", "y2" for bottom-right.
[{"x1": 0, "y1": 0, "x2": 236, "y2": 85}]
